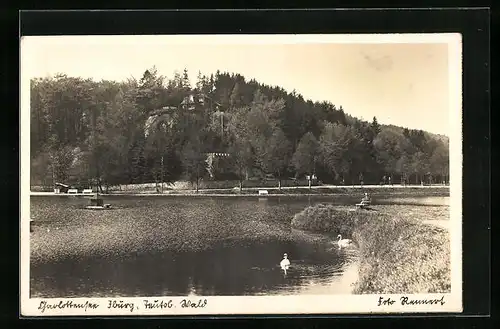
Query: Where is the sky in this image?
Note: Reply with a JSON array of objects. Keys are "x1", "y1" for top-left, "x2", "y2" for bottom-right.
[{"x1": 21, "y1": 34, "x2": 461, "y2": 136}]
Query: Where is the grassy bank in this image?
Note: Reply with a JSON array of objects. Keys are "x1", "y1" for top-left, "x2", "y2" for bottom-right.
[{"x1": 292, "y1": 204, "x2": 450, "y2": 294}]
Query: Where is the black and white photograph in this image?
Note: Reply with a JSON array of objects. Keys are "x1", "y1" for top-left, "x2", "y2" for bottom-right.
[{"x1": 20, "y1": 34, "x2": 462, "y2": 315}]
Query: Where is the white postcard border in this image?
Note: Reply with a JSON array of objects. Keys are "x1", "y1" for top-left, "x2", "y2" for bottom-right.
[{"x1": 20, "y1": 33, "x2": 463, "y2": 316}]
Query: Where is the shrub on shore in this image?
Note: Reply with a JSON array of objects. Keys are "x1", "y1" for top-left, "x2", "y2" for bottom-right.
[
  {"x1": 291, "y1": 204, "x2": 378, "y2": 237},
  {"x1": 291, "y1": 203, "x2": 451, "y2": 294}
]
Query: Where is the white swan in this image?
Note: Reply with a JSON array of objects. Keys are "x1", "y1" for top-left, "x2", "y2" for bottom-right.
[
  {"x1": 337, "y1": 234, "x2": 353, "y2": 248},
  {"x1": 280, "y1": 253, "x2": 290, "y2": 274}
]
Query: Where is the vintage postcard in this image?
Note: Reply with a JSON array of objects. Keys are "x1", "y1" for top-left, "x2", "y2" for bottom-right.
[{"x1": 20, "y1": 33, "x2": 462, "y2": 316}]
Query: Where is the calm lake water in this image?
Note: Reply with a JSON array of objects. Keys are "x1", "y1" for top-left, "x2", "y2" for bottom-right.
[{"x1": 29, "y1": 194, "x2": 448, "y2": 298}]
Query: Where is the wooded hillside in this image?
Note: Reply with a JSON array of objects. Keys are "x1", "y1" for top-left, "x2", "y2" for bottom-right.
[{"x1": 30, "y1": 67, "x2": 449, "y2": 191}]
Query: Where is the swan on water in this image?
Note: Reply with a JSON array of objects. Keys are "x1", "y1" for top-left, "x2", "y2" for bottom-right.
[
  {"x1": 337, "y1": 234, "x2": 353, "y2": 249},
  {"x1": 280, "y1": 253, "x2": 290, "y2": 274}
]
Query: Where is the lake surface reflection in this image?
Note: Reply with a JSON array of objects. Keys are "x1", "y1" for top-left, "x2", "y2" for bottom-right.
[{"x1": 29, "y1": 194, "x2": 446, "y2": 297}]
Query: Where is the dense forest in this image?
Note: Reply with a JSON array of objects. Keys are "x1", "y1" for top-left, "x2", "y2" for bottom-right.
[{"x1": 30, "y1": 67, "x2": 449, "y2": 192}]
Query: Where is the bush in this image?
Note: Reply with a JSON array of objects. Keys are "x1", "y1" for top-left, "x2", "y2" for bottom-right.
[{"x1": 291, "y1": 204, "x2": 377, "y2": 237}]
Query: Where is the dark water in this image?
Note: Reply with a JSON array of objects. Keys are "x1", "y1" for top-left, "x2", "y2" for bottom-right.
[{"x1": 29, "y1": 194, "x2": 445, "y2": 298}]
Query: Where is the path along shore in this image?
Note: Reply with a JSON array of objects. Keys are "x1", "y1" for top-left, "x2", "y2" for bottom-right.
[{"x1": 30, "y1": 184, "x2": 449, "y2": 197}]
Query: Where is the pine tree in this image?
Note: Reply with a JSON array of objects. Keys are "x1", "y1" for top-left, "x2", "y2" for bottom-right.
[
  {"x1": 229, "y1": 82, "x2": 243, "y2": 108},
  {"x1": 371, "y1": 116, "x2": 381, "y2": 135}
]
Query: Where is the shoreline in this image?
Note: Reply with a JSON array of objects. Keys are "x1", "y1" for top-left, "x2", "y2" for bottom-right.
[{"x1": 30, "y1": 185, "x2": 450, "y2": 197}]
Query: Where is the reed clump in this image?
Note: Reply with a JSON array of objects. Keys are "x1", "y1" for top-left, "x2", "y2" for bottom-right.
[{"x1": 291, "y1": 204, "x2": 376, "y2": 237}]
